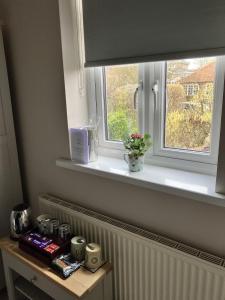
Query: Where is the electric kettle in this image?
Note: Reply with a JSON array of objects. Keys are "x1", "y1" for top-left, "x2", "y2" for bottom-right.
[{"x1": 10, "y1": 203, "x2": 31, "y2": 240}]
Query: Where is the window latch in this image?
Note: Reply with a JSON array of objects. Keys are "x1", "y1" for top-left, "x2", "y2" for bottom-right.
[
  {"x1": 152, "y1": 81, "x2": 159, "y2": 111},
  {"x1": 152, "y1": 81, "x2": 159, "y2": 95},
  {"x1": 134, "y1": 80, "x2": 143, "y2": 110}
]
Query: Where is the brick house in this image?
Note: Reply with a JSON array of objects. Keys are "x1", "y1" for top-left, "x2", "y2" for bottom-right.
[
  {"x1": 179, "y1": 62, "x2": 215, "y2": 111},
  {"x1": 180, "y1": 62, "x2": 215, "y2": 96}
]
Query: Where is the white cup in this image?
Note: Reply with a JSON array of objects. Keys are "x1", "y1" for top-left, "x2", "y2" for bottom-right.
[{"x1": 85, "y1": 243, "x2": 102, "y2": 269}]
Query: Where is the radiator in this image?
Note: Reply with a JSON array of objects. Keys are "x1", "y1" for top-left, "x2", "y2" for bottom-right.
[{"x1": 39, "y1": 194, "x2": 225, "y2": 300}]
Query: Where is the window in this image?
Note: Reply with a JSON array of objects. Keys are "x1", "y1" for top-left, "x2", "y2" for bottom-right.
[
  {"x1": 91, "y1": 56, "x2": 225, "y2": 172},
  {"x1": 104, "y1": 64, "x2": 139, "y2": 141},
  {"x1": 184, "y1": 84, "x2": 199, "y2": 96},
  {"x1": 164, "y1": 58, "x2": 216, "y2": 152}
]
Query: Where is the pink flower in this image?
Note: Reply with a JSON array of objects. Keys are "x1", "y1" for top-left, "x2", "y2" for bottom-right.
[{"x1": 131, "y1": 133, "x2": 143, "y2": 139}]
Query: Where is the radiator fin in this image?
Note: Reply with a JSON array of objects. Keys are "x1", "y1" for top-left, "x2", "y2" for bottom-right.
[{"x1": 39, "y1": 195, "x2": 225, "y2": 300}]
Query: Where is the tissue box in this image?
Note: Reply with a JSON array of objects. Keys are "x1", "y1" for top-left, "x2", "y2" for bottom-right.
[{"x1": 69, "y1": 126, "x2": 98, "y2": 164}]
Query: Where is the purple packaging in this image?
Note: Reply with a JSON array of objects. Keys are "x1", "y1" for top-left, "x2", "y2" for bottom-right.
[{"x1": 25, "y1": 232, "x2": 53, "y2": 249}]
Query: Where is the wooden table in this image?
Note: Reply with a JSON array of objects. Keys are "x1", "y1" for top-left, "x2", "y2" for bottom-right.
[{"x1": 0, "y1": 238, "x2": 113, "y2": 300}]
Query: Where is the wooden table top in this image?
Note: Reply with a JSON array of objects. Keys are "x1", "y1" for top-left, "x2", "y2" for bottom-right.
[{"x1": 0, "y1": 237, "x2": 112, "y2": 299}]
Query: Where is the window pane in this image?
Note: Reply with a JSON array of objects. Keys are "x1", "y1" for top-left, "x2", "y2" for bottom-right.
[
  {"x1": 104, "y1": 64, "x2": 139, "y2": 141},
  {"x1": 164, "y1": 57, "x2": 216, "y2": 152}
]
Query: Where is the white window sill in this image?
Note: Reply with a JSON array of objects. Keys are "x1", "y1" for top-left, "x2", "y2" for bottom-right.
[{"x1": 56, "y1": 156, "x2": 225, "y2": 208}]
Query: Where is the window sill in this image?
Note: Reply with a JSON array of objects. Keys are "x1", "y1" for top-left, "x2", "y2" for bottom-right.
[{"x1": 56, "y1": 156, "x2": 225, "y2": 207}]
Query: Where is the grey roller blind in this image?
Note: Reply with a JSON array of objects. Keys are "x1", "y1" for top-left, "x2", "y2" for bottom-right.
[{"x1": 82, "y1": 0, "x2": 225, "y2": 67}]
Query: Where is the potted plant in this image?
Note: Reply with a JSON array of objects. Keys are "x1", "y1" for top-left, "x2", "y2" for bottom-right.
[{"x1": 123, "y1": 133, "x2": 152, "y2": 172}]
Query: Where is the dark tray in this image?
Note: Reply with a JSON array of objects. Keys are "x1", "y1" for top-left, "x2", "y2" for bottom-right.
[{"x1": 19, "y1": 230, "x2": 71, "y2": 265}]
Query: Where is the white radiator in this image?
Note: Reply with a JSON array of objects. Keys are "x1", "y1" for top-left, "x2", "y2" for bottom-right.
[{"x1": 39, "y1": 194, "x2": 225, "y2": 300}]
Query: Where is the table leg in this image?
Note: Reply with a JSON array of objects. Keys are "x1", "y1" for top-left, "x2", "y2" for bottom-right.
[
  {"x1": 1, "y1": 251, "x2": 16, "y2": 300},
  {"x1": 103, "y1": 272, "x2": 113, "y2": 300}
]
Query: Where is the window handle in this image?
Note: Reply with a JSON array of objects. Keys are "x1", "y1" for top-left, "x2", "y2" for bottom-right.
[
  {"x1": 134, "y1": 80, "x2": 143, "y2": 109},
  {"x1": 152, "y1": 81, "x2": 159, "y2": 111},
  {"x1": 152, "y1": 81, "x2": 159, "y2": 95}
]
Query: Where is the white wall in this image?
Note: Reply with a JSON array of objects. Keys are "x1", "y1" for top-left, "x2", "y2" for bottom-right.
[{"x1": 1, "y1": 0, "x2": 225, "y2": 256}]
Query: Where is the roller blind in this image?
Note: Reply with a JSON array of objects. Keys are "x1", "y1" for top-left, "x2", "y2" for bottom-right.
[{"x1": 82, "y1": 0, "x2": 225, "y2": 67}]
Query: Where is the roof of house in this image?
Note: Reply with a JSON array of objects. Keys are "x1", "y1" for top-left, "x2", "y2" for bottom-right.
[{"x1": 180, "y1": 63, "x2": 215, "y2": 84}]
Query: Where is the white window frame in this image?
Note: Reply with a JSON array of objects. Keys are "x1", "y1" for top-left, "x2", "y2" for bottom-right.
[
  {"x1": 153, "y1": 57, "x2": 225, "y2": 166},
  {"x1": 87, "y1": 56, "x2": 225, "y2": 174},
  {"x1": 91, "y1": 65, "x2": 145, "y2": 151}
]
